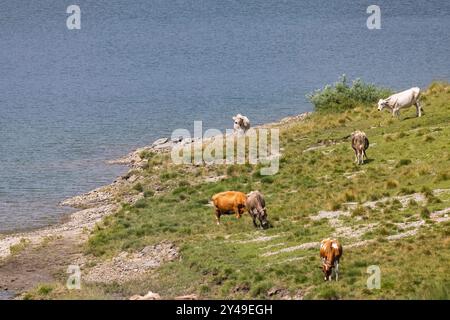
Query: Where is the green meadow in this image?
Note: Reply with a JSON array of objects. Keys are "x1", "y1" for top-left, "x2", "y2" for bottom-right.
[{"x1": 27, "y1": 81, "x2": 450, "y2": 299}]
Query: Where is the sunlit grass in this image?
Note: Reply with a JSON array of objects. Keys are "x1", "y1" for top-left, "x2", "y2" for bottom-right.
[{"x1": 32, "y1": 81, "x2": 450, "y2": 299}]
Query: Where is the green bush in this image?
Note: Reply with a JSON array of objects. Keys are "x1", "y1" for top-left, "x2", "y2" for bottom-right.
[
  {"x1": 37, "y1": 284, "x2": 53, "y2": 295},
  {"x1": 306, "y1": 75, "x2": 392, "y2": 112},
  {"x1": 143, "y1": 190, "x2": 154, "y2": 198},
  {"x1": 132, "y1": 183, "x2": 144, "y2": 192},
  {"x1": 420, "y1": 207, "x2": 430, "y2": 219},
  {"x1": 139, "y1": 150, "x2": 155, "y2": 160},
  {"x1": 397, "y1": 159, "x2": 412, "y2": 167},
  {"x1": 134, "y1": 199, "x2": 147, "y2": 208}
]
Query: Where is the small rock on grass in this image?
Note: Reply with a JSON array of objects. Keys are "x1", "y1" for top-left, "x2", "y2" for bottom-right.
[{"x1": 129, "y1": 291, "x2": 161, "y2": 300}]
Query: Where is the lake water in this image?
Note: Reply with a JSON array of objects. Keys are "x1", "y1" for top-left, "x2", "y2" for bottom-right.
[{"x1": 0, "y1": 0, "x2": 449, "y2": 232}]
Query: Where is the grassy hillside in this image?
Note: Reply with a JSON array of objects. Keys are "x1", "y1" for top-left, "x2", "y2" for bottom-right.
[{"x1": 28, "y1": 82, "x2": 450, "y2": 300}]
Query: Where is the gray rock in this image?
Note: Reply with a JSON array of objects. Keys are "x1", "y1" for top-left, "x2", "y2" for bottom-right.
[
  {"x1": 152, "y1": 137, "x2": 169, "y2": 146},
  {"x1": 171, "y1": 136, "x2": 184, "y2": 143}
]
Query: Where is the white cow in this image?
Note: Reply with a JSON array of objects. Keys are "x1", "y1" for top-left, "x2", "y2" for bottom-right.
[
  {"x1": 377, "y1": 87, "x2": 422, "y2": 118},
  {"x1": 232, "y1": 114, "x2": 250, "y2": 135}
]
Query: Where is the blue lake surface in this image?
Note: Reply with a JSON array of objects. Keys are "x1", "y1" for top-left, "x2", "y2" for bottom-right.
[{"x1": 0, "y1": 0, "x2": 449, "y2": 232}]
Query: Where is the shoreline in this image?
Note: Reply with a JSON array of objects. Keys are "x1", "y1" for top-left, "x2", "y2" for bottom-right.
[{"x1": 0, "y1": 111, "x2": 311, "y2": 260}]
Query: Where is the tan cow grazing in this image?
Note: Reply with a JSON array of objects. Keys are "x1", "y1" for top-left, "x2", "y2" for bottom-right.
[
  {"x1": 211, "y1": 191, "x2": 247, "y2": 225},
  {"x1": 351, "y1": 130, "x2": 369, "y2": 165},
  {"x1": 245, "y1": 191, "x2": 269, "y2": 229},
  {"x1": 320, "y1": 238, "x2": 343, "y2": 281}
]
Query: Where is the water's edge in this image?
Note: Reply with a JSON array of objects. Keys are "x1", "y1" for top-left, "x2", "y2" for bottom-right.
[{"x1": 0, "y1": 112, "x2": 311, "y2": 263}]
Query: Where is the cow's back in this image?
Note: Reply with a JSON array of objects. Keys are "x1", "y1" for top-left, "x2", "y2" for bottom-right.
[
  {"x1": 351, "y1": 131, "x2": 368, "y2": 150},
  {"x1": 246, "y1": 191, "x2": 265, "y2": 211},
  {"x1": 389, "y1": 87, "x2": 421, "y2": 107},
  {"x1": 320, "y1": 239, "x2": 342, "y2": 261},
  {"x1": 212, "y1": 191, "x2": 247, "y2": 211}
]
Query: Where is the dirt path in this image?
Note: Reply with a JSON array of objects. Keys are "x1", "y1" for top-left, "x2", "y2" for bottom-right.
[{"x1": 0, "y1": 234, "x2": 83, "y2": 298}]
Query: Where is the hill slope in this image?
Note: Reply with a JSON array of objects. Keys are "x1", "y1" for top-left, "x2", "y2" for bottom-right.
[{"x1": 26, "y1": 82, "x2": 450, "y2": 299}]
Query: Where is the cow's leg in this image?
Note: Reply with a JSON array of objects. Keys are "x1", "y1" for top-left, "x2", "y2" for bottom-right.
[
  {"x1": 415, "y1": 101, "x2": 422, "y2": 117},
  {"x1": 238, "y1": 205, "x2": 246, "y2": 219},
  {"x1": 251, "y1": 213, "x2": 258, "y2": 228},
  {"x1": 358, "y1": 150, "x2": 363, "y2": 165},
  {"x1": 258, "y1": 217, "x2": 264, "y2": 229},
  {"x1": 393, "y1": 108, "x2": 400, "y2": 118},
  {"x1": 363, "y1": 149, "x2": 368, "y2": 160},
  {"x1": 353, "y1": 149, "x2": 358, "y2": 164},
  {"x1": 335, "y1": 260, "x2": 339, "y2": 281},
  {"x1": 234, "y1": 205, "x2": 243, "y2": 219},
  {"x1": 215, "y1": 209, "x2": 221, "y2": 225}
]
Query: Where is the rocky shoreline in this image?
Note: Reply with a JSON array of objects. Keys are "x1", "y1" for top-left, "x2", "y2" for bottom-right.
[
  {"x1": 0, "y1": 112, "x2": 311, "y2": 299},
  {"x1": 0, "y1": 111, "x2": 311, "y2": 261}
]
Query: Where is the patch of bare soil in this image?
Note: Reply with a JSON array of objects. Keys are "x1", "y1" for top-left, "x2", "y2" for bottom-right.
[
  {"x1": 303, "y1": 134, "x2": 350, "y2": 153},
  {"x1": 236, "y1": 234, "x2": 284, "y2": 244},
  {"x1": 0, "y1": 111, "x2": 314, "y2": 298},
  {"x1": 84, "y1": 242, "x2": 179, "y2": 284},
  {"x1": 261, "y1": 189, "x2": 449, "y2": 259},
  {"x1": 261, "y1": 242, "x2": 318, "y2": 257},
  {"x1": 431, "y1": 207, "x2": 450, "y2": 222},
  {"x1": 0, "y1": 204, "x2": 118, "y2": 259},
  {"x1": 0, "y1": 234, "x2": 83, "y2": 297},
  {"x1": 362, "y1": 193, "x2": 427, "y2": 210},
  {"x1": 333, "y1": 223, "x2": 378, "y2": 239},
  {"x1": 267, "y1": 287, "x2": 307, "y2": 300},
  {"x1": 343, "y1": 170, "x2": 366, "y2": 179}
]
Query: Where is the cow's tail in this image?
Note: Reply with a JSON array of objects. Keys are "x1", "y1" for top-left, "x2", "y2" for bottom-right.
[
  {"x1": 211, "y1": 194, "x2": 220, "y2": 203},
  {"x1": 357, "y1": 143, "x2": 365, "y2": 153}
]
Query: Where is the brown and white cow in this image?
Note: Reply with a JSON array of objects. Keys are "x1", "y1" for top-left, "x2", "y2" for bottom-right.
[
  {"x1": 245, "y1": 191, "x2": 269, "y2": 229},
  {"x1": 377, "y1": 87, "x2": 422, "y2": 118},
  {"x1": 211, "y1": 191, "x2": 247, "y2": 225},
  {"x1": 351, "y1": 130, "x2": 369, "y2": 165},
  {"x1": 320, "y1": 238, "x2": 343, "y2": 281},
  {"x1": 232, "y1": 114, "x2": 251, "y2": 135}
]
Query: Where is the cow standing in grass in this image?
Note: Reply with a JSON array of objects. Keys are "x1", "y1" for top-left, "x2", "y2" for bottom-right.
[
  {"x1": 245, "y1": 191, "x2": 269, "y2": 229},
  {"x1": 320, "y1": 238, "x2": 343, "y2": 281},
  {"x1": 351, "y1": 130, "x2": 369, "y2": 165},
  {"x1": 377, "y1": 87, "x2": 422, "y2": 118},
  {"x1": 211, "y1": 191, "x2": 247, "y2": 225}
]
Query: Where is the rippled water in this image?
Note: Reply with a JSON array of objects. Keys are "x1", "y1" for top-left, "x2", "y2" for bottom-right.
[
  {"x1": 0, "y1": 289, "x2": 14, "y2": 300},
  {"x1": 0, "y1": 0, "x2": 449, "y2": 232}
]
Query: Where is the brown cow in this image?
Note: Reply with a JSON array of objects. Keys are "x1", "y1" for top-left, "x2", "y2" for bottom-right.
[
  {"x1": 351, "y1": 130, "x2": 369, "y2": 165},
  {"x1": 320, "y1": 238, "x2": 343, "y2": 281},
  {"x1": 245, "y1": 191, "x2": 269, "y2": 229},
  {"x1": 211, "y1": 191, "x2": 247, "y2": 225}
]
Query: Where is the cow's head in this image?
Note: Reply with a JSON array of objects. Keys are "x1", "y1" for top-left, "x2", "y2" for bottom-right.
[
  {"x1": 322, "y1": 262, "x2": 333, "y2": 281},
  {"x1": 259, "y1": 208, "x2": 269, "y2": 229},
  {"x1": 377, "y1": 99, "x2": 388, "y2": 111},
  {"x1": 233, "y1": 114, "x2": 250, "y2": 131},
  {"x1": 233, "y1": 114, "x2": 244, "y2": 127}
]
